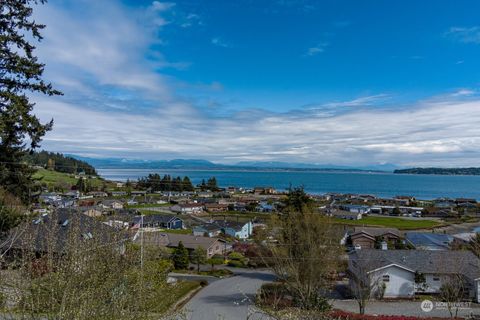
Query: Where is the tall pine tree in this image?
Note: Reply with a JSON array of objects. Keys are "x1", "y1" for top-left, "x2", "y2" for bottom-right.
[{"x1": 0, "y1": 0, "x2": 61, "y2": 203}]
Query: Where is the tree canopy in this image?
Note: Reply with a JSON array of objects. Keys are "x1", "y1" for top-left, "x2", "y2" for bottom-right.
[{"x1": 0, "y1": 0, "x2": 62, "y2": 203}]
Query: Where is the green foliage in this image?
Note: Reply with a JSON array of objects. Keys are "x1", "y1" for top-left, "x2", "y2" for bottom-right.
[
  {"x1": 0, "y1": 188, "x2": 25, "y2": 237},
  {"x1": 172, "y1": 241, "x2": 189, "y2": 270},
  {"x1": 137, "y1": 173, "x2": 194, "y2": 192},
  {"x1": 0, "y1": 0, "x2": 62, "y2": 203},
  {"x1": 24, "y1": 151, "x2": 97, "y2": 175},
  {"x1": 190, "y1": 246, "x2": 207, "y2": 272},
  {"x1": 283, "y1": 186, "x2": 314, "y2": 214},
  {"x1": 207, "y1": 257, "x2": 224, "y2": 271},
  {"x1": 228, "y1": 252, "x2": 245, "y2": 260}
]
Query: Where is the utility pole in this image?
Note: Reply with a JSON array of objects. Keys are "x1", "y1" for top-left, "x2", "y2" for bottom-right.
[{"x1": 140, "y1": 213, "x2": 144, "y2": 269}]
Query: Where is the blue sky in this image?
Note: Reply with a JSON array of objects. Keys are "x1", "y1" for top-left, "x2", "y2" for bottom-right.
[{"x1": 33, "y1": 0, "x2": 480, "y2": 166}]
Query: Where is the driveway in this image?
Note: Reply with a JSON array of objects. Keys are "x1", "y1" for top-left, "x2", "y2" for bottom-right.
[
  {"x1": 332, "y1": 299, "x2": 480, "y2": 318},
  {"x1": 179, "y1": 268, "x2": 276, "y2": 320}
]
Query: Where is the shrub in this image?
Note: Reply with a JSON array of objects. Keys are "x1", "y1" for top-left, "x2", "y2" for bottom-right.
[
  {"x1": 228, "y1": 252, "x2": 245, "y2": 260},
  {"x1": 227, "y1": 259, "x2": 244, "y2": 268},
  {"x1": 199, "y1": 280, "x2": 208, "y2": 287}
]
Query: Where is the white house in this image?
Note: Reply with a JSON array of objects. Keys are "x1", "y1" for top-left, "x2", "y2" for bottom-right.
[
  {"x1": 170, "y1": 203, "x2": 204, "y2": 214},
  {"x1": 349, "y1": 249, "x2": 480, "y2": 300}
]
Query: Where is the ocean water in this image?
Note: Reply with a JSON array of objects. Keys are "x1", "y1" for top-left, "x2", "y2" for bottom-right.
[{"x1": 97, "y1": 168, "x2": 480, "y2": 200}]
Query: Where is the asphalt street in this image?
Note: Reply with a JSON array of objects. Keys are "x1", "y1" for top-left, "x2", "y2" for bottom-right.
[{"x1": 179, "y1": 268, "x2": 276, "y2": 320}]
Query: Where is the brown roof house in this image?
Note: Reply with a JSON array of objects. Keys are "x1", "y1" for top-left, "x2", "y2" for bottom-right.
[
  {"x1": 133, "y1": 232, "x2": 227, "y2": 258},
  {"x1": 342, "y1": 227, "x2": 401, "y2": 250}
]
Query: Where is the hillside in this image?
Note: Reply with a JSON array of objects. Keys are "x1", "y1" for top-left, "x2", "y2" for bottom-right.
[{"x1": 25, "y1": 151, "x2": 97, "y2": 175}]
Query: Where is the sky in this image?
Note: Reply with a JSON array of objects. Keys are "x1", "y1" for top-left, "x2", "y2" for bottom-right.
[{"x1": 31, "y1": 0, "x2": 480, "y2": 167}]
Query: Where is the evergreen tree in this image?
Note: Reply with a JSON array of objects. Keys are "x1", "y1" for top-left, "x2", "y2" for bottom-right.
[
  {"x1": 206, "y1": 177, "x2": 218, "y2": 191},
  {"x1": 0, "y1": 0, "x2": 62, "y2": 203},
  {"x1": 75, "y1": 178, "x2": 86, "y2": 193},
  {"x1": 182, "y1": 176, "x2": 194, "y2": 191},
  {"x1": 172, "y1": 241, "x2": 189, "y2": 270},
  {"x1": 190, "y1": 246, "x2": 207, "y2": 273}
]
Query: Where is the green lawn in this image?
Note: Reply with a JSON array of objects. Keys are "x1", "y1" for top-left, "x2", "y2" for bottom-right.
[
  {"x1": 333, "y1": 216, "x2": 445, "y2": 230},
  {"x1": 33, "y1": 168, "x2": 106, "y2": 189},
  {"x1": 155, "y1": 280, "x2": 201, "y2": 313},
  {"x1": 127, "y1": 203, "x2": 171, "y2": 209}
]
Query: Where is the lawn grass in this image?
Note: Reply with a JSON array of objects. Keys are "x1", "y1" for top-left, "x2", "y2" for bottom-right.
[
  {"x1": 33, "y1": 168, "x2": 78, "y2": 186},
  {"x1": 155, "y1": 280, "x2": 201, "y2": 314},
  {"x1": 126, "y1": 203, "x2": 171, "y2": 209},
  {"x1": 333, "y1": 216, "x2": 445, "y2": 230},
  {"x1": 33, "y1": 168, "x2": 106, "y2": 189}
]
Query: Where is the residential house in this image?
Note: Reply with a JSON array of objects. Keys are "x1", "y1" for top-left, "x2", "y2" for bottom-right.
[
  {"x1": 111, "y1": 191, "x2": 127, "y2": 197},
  {"x1": 170, "y1": 203, "x2": 204, "y2": 214},
  {"x1": 100, "y1": 199, "x2": 124, "y2": 210},
  {"x1": 204, "y1": 203, "x2": 229, "y2": 213},
  {"x1": 344, "y1": 227, "x2": 401, "y2": 249},
  {"x1": 4, "y1": 209, "x2": 126, "y2": 255},
  {"x1": 80, "y1": 206, "x2": 104, "y2": 218},
  {"x1": 405, "y1": 232, "x2": 454, "y2": 250},
  {"x1": 332, "y1": 210, "x2": 363, "y2": 220},
  {"x1": 452, "y1": 232, "x2": 477, "y2": 248},
  {"x1": 134, "y1": 232, "x2": 227, "y2": 258},
  {"x1": 216, "y1": 220, "x2": 253, "y2": 239},
  {"x1": 339, "y1": 204, "x2": 371, "y2": 214},
  {"x1": 87, "y1": 191, "x2": 108, "y2": 198},
  {"x1": 253, "y1": 187, "x2": 275, "y2": 195},
  {"x1": 256, "y1": 201, "x2": 275, "y2": 213},
  {"x1": 131, "y1": 214, "x2": 183, "y2": 230},
  {"x1": 193, "y1": 224, "x2": 223, "y2": 237},
  {"x1": 348, "y1": 249, "x2": 480, "y2": 301}
]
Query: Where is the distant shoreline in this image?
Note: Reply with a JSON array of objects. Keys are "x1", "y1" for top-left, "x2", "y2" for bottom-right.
[{"x1": 394, "y1": 167, "x2": 480, "y2": 176}]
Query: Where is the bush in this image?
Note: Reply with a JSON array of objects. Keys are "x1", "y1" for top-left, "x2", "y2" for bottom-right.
[
  {"x1": 227, "y1": 259, "x2": 245, "y2": 268},
  {"x1": 199, "y1": 280, "x2": 208, "y2": 287},
  {"x1": 228, "y1": 252, "x2": 245, "y2": 260}
]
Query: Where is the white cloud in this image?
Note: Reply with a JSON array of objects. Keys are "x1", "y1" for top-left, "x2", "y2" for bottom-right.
[
  {"x1": 151, "y1": 1, "x2": 176, "y2": 12},
  {"x1": 211, "y1": 37, "x2": 231, "y2": 48},
  {"x1": 451, "y1": 89, "x2": 476, "y2": 97},
  {"x1": 36, "y1": 92, "x2": 480, "y2": 167},
  {"x1": 321, "y1": 94, "x2": 390, "y2": 108},
  {"x1": 304, "y1": 43, "x2": 328, "y2": 56},
  {"x1": 446, "y1": 26, "x2": 480, "y2": 44}
]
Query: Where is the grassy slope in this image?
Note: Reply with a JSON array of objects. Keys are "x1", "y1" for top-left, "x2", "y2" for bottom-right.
[
  {"x1": 155, "y1": 280, "x2": 200, "y2": 314},
  {"x1": 333, "y1": 216, "x2": 444, "y2": 230},
  {"x1": 33, "y1": 168, "x2": 105, "y2": 189}
]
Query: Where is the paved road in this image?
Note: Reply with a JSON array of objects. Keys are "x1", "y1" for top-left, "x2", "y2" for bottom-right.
[
  {"x1": 179, "y1": 268, "x2": 276, "y2": 320},
  {"x1": 332, "y1": 299, "x2": 480, "y2": 318}
]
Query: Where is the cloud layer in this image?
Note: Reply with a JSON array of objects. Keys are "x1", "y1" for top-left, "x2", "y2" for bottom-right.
[{"x1": 31, "y1": 1, "x2": 480, "y2": 167}]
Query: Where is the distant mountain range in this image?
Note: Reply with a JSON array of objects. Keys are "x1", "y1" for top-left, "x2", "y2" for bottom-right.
[{"x1": 67, "y1": 155, "x2": 400, "y2": 172}]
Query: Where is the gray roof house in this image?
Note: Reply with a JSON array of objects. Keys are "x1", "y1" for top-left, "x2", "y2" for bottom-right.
[
  {"x1": 3, "y1": 209, "x2": 127, "y2": 255},
  {"x1": 405, "y1": 232, "x2": 454, "y2": 250},
  {"x1": 133, "y1": 232, "x2": 227, "y2": 258},
  {"x1": 348, "y1": 249, "x2": 480, "y2": 301}
]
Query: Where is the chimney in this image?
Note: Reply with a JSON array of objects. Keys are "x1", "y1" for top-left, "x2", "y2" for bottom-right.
[{"x1": 381, "y1": 241, "x2": 388, "y2": 250}]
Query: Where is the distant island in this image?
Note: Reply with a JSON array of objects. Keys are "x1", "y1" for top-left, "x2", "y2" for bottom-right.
[{"x1": 394, "y1": 167, "x2": 480, "y2": 175}]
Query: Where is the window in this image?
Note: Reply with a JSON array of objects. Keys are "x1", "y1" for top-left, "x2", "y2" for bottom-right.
[
  {"x1": 382, "y1": 275, "x2": 390, "y2": 282},
  {"x1": 433, "y1": 277, "x2": 440, "y2": 281}
]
